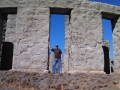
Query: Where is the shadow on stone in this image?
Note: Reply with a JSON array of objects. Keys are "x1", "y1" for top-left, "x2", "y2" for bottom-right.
[
  {"x1": 102, "y1": 46, "x2": 110, "y2": 74},
  {"x1": 0, "y1": 42, "x2": 14, "y2": 70}
]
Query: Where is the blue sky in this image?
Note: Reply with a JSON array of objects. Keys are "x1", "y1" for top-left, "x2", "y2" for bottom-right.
[
  {"x1": 50, "y1": 14, "x2": 65, "y2": 58},
  {"x1": 50, "y1": 0, "x2": 120, "y2": 59}
]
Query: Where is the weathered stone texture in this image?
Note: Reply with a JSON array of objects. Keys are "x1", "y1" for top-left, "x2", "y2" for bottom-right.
[
  {"x1": 113, "y1": 16, "x2": 120, "y2": 72},
  {"x1": 0, "y1": 0, "x2": 120, "y2": 15},
  {"x1": 68, "y1": 9, "x2": 87, "y2": 71},
  {"x1": 12, "y1": 7, "x2": 50, "y2": 70},
  {"x1": 86, "y1": 10, "x2": 104, "y2": 70},
  {"x1": 0, "y1": 0, "x2": 27, "y2": 7},
  {"x1": 87, "y1": 1, "x2": 100, "y2": 11},
  {"x1": 64, "y1": 15, "x2": 71, "y2": 72},
  {"x1": 5, "y1": 15, "x2": 16, "y2": 43},
  {"x1": 103, "y1": 40, "x2": 110, "y2": 48},
  {"x1": 64, "y1": 9, "x2": 104, "y2": 71},
  {"x1": 114, "y1": 6, "x2": 120, "y2": 15}
]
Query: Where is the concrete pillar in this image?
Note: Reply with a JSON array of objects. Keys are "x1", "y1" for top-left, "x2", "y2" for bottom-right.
[
  {"x1": 13, "y1": 7, "x2": 50, "y2": 72},
  {"x1": 63, "y1": 15, "x2": 71, "y2": 73},
  {"x1": 68, "y1": 9, "x2": 104, "y2": 72},
  {"x1": 112, "y1": 16, "x2": 120, "y2": 72}
]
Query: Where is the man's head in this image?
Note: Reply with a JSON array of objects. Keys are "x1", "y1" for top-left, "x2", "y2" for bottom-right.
[{"x1": 56, "y1": 44, "x2": 58, "y2": 48}]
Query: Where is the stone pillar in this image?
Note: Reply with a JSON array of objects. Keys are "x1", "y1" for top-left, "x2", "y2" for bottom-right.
[
  {"x1": 63, "y1": 15, "x2": 71, "y2": 72},
  {"x1": 69, "y1": 9, "x2": 87, "y2": 71},
  {"x1": 85, "y1": 10, "x2": 104, "y2": 71},
  {"x1": 68, "y1": 9, "x2": 104, "y2": 72},
  {"x1": 12, "y1": 7, "x2": 50, "y2": 72},
  {"x1": 112, "y1": 16, "x2": 120, "y2": 72}
]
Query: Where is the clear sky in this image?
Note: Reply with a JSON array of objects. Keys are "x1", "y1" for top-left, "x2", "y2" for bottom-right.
[
  {"x1": 50, "y1": 14, "x2": 65, "y2": 59},
  {"x1": 50, "y1": 0, "x2": 120, "y2": 60}
]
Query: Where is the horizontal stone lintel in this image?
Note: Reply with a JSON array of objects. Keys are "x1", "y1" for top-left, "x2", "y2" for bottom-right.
[{"x1": 0, "y1": 1, "x2": 120, "y2": 15}]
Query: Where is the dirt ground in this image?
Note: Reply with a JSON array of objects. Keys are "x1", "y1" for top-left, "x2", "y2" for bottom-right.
[{"x1": 0, "y1": 71, "x2": 120, "y2": 90}]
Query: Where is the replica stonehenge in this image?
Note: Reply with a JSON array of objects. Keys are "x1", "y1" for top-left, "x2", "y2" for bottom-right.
[{"x1": 0, "y1": 0, "x2": 120, "y2": 74}]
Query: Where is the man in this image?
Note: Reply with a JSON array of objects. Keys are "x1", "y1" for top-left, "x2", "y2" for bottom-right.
[{"x1": 48, "y1": 42, "x2": 62, "y2": 73}]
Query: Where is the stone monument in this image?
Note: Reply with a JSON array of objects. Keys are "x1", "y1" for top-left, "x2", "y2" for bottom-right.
[{"x1": 0, "y1": 0, "x2": 120, "y2": 73}]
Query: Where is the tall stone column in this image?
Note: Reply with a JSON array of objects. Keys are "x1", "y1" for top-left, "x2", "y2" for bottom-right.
[
  {"x1": 68, "y1": 9, "x2": 104, "y2": 72},
  {"x1": 112, "y1": 16, "x2": 120, "y2": 72},
  {"x1": 13, "y1": 7, "x2": 50, "y2": 72},
  {"x1": 63, "y1": 15, "x2": 71, "y2": 72},
  {"x1": 85, "y1": 10, "x2": 104, "y2": 71}
]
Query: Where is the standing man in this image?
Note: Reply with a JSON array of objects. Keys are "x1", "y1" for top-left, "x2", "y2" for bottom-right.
[{"x1": 48, "y1": 42, "x2": 62, "y2": 73}]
